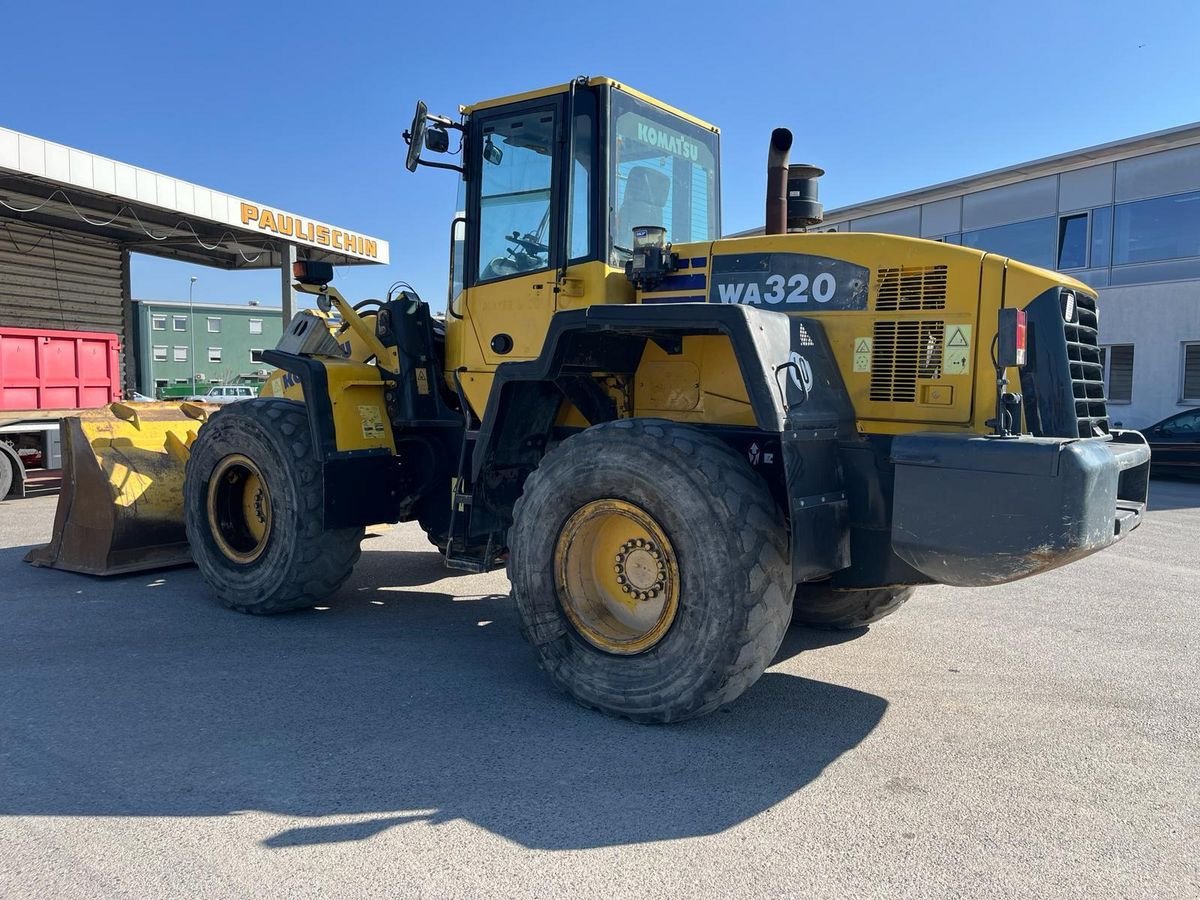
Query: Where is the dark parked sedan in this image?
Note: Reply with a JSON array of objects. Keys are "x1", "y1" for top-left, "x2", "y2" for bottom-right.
[{"x1": 1137, "y1": 408, "x2": 1200, "y2": 479}]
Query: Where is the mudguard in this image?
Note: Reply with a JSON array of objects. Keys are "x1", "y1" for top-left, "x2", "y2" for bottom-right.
[{"x1": 470, "y1": 303, "x2": 857, "y2": 582}]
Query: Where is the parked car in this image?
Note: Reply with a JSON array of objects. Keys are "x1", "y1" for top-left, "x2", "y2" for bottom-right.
[
  {"x1": 186, "y1": 385, "x2": 258, "y2": 405},
  {"x1": 1139, "y1": 408, "x2": 1200, "y2": 479},
  {"x1": 126, "y1": 392, "x2": 156, "y2": 403}
]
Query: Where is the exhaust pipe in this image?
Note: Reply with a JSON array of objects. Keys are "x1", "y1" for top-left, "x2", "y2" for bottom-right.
[{"x1": 766, "y1": 128, "x2": 793, "y2": 235}]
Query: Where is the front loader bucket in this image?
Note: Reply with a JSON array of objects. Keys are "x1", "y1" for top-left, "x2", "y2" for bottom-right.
[{"x1": 25, "y1": 402, "x2": 211, "y2": 576}]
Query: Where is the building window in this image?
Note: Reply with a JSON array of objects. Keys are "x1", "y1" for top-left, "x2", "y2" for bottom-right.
[
  {"x1": 154, "y1": 379, "x2": 168, "y2": 389},
  {"x1": 1103, "y1": 344, "x2": 1134, "y2": 404},
  {"x1": 1113, "y1": 189, "x2": 1200, "y2": 266},
  {"x1": 250, "y1": 349, "x2": 265, "y2": 363},
  {"x1": 1057, "y1": 214, "x2": 1089, "y2": 269},
  {"x1": 208, "y1": 347, "x2": 223, "y2": 363},
  {"x1": 961, "y1": 217, "x2": 1056, "y2": 269},
  {"x1": 1090, "y1": 206, "x2": 1113, "y2": 268},
  {"x1": 175, "y1": 378, "x2": 189, "y2": 385},
  {"x1": 173, "y1": 346, "x2": 188, "y2": 362},
  {"x1": 152, "y1": 345, "x2": 168, "y2": 361},
  {"x1": 1182, "y1": 343, "x2": 1200, "y2": 402},
  {"x1": 207, "y1": 317, "x2": 221, "y2": 333},
  {"x1": 249, "y1": 318, "x2": 263, "y2": 335},
  {"x1": 151, "y1": 314, "x2": 166, "y2": 331},
  {"x1": 173, "y1": 315, "x2": 188, "y2": 331}
]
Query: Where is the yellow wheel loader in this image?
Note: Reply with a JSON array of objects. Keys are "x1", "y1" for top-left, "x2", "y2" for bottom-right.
[{"x1": 29, "y1": 76, "x2": 1151, "y2": 723}]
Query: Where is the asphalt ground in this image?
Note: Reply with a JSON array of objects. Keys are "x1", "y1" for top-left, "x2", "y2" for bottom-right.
[{"x1": 0, "y1": 481, "x2": 1196, "y2": 899}]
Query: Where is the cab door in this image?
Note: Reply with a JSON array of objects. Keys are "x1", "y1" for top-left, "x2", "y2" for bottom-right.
[{"x1": 461, "y1": 96, "x2": 565, "y2": 368}]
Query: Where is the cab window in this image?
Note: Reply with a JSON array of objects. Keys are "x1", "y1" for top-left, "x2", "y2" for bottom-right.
[
  {"x1": 610, "y1": 89, "x2": 720, "y2": 263},
  {"x1": 475, "y1": 107, "x2": 556, "y2": 283}
]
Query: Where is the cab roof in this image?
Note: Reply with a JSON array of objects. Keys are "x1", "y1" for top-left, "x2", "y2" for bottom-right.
[{"x1": 460, "y1": 76, "x2": 719, "y2": 134}]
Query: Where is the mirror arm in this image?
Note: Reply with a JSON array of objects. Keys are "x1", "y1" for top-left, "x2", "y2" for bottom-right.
[{"x1": 426, "y1": 114, "x2": 465, "y2": 131}]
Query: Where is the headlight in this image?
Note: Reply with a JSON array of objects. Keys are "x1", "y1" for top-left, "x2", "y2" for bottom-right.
[{"x1": 1061, "y1": 290, "x2": 1077, "y2": 323}]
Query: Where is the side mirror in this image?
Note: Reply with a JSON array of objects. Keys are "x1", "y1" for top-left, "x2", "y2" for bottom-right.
[
  {"x1": 405, "y1": 100, "x2": 428, "y2": 173},
  {"x1": 425, "y1": 128, "x2": 450, "y2": 153}
]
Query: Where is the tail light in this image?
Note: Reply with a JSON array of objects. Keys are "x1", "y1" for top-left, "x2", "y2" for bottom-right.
[{"x1": 997, "y1": 307, "x2": 1027, "y2": 368}]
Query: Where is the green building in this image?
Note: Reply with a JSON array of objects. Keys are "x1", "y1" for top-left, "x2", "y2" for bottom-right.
[{"x1": 131, "y1": 299, "x2": 284, "y2": 397}]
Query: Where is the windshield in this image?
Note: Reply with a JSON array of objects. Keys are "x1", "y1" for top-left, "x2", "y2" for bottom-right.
[{"x1": 610, "y1": 90, "x2": 719, "y2": 264}]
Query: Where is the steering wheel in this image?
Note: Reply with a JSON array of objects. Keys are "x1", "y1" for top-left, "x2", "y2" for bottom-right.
[{"x1": 505, "y1": 230, "x2": 549, "y2": 256}]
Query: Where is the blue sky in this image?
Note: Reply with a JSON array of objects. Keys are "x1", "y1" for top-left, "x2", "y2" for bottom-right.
[{"x1": 3, "y1": 0, "x2": 1197, "y2": 311}]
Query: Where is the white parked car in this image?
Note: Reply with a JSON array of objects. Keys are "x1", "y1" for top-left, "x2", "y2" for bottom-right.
[{"x1": 187, "y1": 385, "x2": 258, "y2": 405}]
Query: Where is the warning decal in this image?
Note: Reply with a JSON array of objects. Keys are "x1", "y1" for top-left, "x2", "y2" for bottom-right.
[
  {"x1": 853, "y1": 337, "x2": 872, "y2": 373},
  {"x1": 943, "y1": 325, "x2": 972, "y2": 375},
  {"x1": 358, "y1": 404, "x2": 386, "y2": 439}
]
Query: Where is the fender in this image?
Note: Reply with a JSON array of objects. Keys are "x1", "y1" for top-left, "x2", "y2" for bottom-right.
[
  {"x1": 472, "y1": 302, "x2": 854, "y2": 479},
  {"x1": 467, "y1": 303, "x2": 858, "y2": 582}
]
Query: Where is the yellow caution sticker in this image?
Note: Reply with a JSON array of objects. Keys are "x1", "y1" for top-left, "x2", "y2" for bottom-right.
[
  {"x1": 943, "y1": 325, "x2": 972, "y2": 375},
  {"x1": 358, "y1": 404, "x2": 386, "y2": 439},
  {"x1": 853, "y1": 337, "x2": 872, "y2": 373}
]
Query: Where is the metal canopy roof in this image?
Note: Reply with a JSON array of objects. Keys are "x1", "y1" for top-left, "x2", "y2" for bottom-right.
[{"x1": 0, "y1": 127, "x2": 389, "y2": 270}]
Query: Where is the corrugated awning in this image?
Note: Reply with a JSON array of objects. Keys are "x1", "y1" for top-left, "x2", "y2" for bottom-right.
[{"x1": 0, "y1": 127, "x2": 389, "y2": 270}]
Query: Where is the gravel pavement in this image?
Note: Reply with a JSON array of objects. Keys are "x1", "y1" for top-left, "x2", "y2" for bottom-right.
[{"x1": 0, "y1": 481, "x2": 1196, "y2": 899}]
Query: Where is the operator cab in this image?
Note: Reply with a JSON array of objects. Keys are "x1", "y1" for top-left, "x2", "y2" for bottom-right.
[{"x1": 404, "y1": 77, "x2": 722, "y2": 360}]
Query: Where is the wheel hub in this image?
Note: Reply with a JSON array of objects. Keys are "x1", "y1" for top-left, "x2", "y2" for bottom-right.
[
  {"x1": 555, "y1": 499, "x2": 680, "y2": 655},
  {"x1": 614, "y1": 539, "x2": 667, "y2": 601},
  {"x1": 207, "y1": 454, "x2": 273, "y2": 564}
]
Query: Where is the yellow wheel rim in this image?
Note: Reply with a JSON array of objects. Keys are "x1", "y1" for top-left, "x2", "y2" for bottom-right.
[
  {"x1": 555, "y1": 499, "x2": 680, "y2": 655},
  {"x1": 207, "y1": 454, "x2": 273, "y2": 564}
]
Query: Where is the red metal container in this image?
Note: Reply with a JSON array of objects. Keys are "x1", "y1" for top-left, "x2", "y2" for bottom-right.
[{"x1": 0, "y1": 326, "x2": 121, "y2": 411}]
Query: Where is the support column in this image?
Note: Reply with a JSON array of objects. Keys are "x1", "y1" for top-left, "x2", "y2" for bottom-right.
[
  {"x1": 119, "y1": 247, "x2": 138, "y2": 396},
  {"x1": 280, "y1": 243, "x2": 296, "y2": 323}
]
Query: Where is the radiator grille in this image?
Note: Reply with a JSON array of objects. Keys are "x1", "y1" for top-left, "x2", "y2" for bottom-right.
[
  {"x1": 869, "y1": 320, "x2": 944, "y2": 402},
  {"x1": 1066, "y1": 292, "x2": 1108, "y2": 437},
  {"x1": 875, "y1": 265, "x2": 948, "y2": 311}
]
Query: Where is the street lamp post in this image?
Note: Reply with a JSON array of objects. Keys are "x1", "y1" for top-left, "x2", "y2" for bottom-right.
[{"x1": 189, "y1": 275, "x2": 198, "y2": 393}]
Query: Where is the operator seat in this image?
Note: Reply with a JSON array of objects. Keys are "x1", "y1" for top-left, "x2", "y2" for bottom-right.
[{"x1": 616, "y1": 166, "x2": 671, "y2": 246}]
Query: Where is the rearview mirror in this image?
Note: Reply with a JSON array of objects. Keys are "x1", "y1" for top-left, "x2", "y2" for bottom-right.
[
  {"x1": 484, "y1": 135, "x2": 504, "y2": 166},
  {"x1": 405, "y1": 100, "x2": 428, "y2": 173}
]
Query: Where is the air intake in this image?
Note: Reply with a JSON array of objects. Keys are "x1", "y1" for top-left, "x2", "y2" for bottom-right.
[
  {"x1": 869, "y1": 320, "x2": 945, "y2": 402},
  {"x1": 875, "y1": 265, "x2": 948, "y2": 311}
]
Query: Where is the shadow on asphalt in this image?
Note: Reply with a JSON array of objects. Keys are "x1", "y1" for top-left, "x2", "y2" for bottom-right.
[{"x1": 0, "y1": 542, "x2": 886, "y2": 851}]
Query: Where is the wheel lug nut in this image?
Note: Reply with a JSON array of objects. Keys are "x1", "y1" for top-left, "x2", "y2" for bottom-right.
[
  {"x1": 621, "y1": 585, "x2": 631, "y2": 594},
  {"x1": 616, "y1": 575, "x2": 626, "y2": 584}
]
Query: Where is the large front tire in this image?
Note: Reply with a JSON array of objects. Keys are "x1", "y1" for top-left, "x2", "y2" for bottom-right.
[
  {"x1": 184, "y1": 398, "x2": 363, "y2": 614},
  {"x1": 508, "y1": 419, "x2": 793, "y2": 724}
]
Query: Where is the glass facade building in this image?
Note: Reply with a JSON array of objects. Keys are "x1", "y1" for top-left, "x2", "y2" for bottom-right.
[{"x1": 753, "y1": 124, "x2": 1200, "y2": 428}]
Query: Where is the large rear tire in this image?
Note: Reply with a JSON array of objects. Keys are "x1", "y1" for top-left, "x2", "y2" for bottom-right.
[
  {"x1": 791, "y1": 583, "x2": 914, "y2": 630},
  {"x1": 184, "y1": 398, "x2": 363, "y2": 614},
  {"x1": 508, "y1": 418, "x2": 793, "y2": 724}
]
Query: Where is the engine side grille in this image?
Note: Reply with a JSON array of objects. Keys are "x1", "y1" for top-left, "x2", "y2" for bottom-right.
[
  {"x1": 869, "y1": 320, "x2": 944, "y2": 402},
  {"x1": 875, "y1": 265, "x2": 948, "y2": 311},
  {"x1": 1066, "y1": 292, "x2": 1108, "y2": 437}
]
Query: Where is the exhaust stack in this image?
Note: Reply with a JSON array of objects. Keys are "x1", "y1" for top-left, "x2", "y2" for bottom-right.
[{"x1": 765, "y1": 128, "x2": 793, "y2": 235}]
